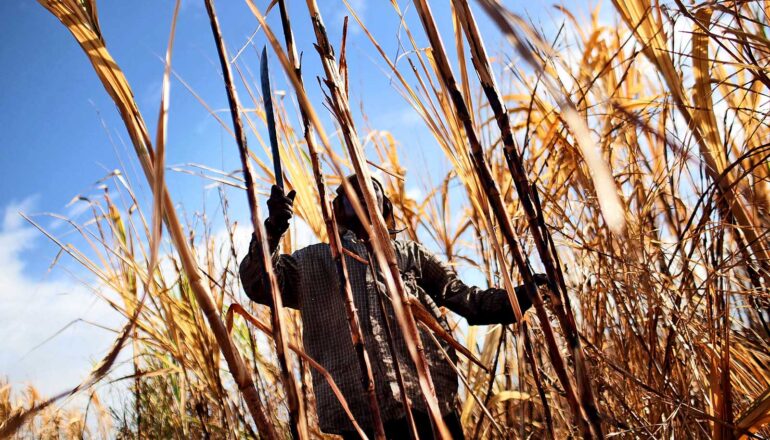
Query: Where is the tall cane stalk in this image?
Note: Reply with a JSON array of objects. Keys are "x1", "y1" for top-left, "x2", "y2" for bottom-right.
[
  {"x1": 410, "y1": 0, "x2": 601, "y2": 436},
  {"x1": 202, "y1": 0, "x2": 308, "y2": 438},
  {"x1": 273, "y1": 0, "x2": 387, "y2": 437},
  {"x1": 243, "y1": 1, "x2": 450, "y2": 437},
  {"x1": 301, "y1": 1, "x2": 451, "y2": 437},
  {"x1": 453, "y1": 0, "x2": 605, "y2": 436},
  {"x1": 36, "y1": 1, "x2": 278, "y2": 438}
]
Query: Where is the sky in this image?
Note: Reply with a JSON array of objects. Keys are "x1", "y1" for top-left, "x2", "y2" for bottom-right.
[{"x1": 0, "y1": 0, "x2": 596, "y2": 410}]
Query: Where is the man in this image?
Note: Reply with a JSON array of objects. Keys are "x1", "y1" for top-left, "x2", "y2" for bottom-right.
[{"x1": 240, "y1": 176, "x2": 545, "y2": 439}]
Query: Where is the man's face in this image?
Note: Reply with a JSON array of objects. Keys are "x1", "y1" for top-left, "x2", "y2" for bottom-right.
[{"x1": 336, "y1": 179, "x2": 384, "y2": 237}]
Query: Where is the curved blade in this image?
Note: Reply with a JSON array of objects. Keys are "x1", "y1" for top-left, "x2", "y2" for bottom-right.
[{"x1": 260, "y1": 46, "x2": 283, "y2": 190}]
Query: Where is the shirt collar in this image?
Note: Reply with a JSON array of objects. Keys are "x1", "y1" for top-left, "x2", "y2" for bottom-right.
[{"x1": 341, "y1": 229, "x2": 359, "y2": 243}]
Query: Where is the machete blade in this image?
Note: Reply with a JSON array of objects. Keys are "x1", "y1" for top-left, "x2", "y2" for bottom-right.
[{"x1": 260, "y1": 46, "x2": 283, "y2": 190}]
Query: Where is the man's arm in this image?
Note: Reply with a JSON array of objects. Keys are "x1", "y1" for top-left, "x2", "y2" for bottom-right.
[
  {"x1": 411, "y1": 241, "x2": 545, "y2": 325},
  {"x1": 239, "y1": 233, "x2": 302, "y2": 310},
  {"x1": 239, "y1": 185, "x2": 301, "y2": 309}
]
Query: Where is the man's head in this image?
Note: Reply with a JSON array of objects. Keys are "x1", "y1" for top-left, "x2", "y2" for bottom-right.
[{"x1": 332, "y1": 175, "x2": 394, "y2": 238}]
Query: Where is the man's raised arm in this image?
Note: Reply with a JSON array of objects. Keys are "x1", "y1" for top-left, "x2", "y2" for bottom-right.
[{"x1": 239, "y1": 185, "x2": 301, "y2": 310}]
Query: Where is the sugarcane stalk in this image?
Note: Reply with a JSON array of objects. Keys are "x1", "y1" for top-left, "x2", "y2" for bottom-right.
[
  {"x1": 301, "y1": 1, "x2": 450, "y2": 437},
  {"x1": 273, "y1": 0, "x2": 387, "y2": 437},
  {"x1": 446, "y1": 5, "x2": 556, "y2": 436},
  {"x1": 364, "y1": 251, "x2": 420, "y2": 440},
  {"x1": 37, "y1": 1, "x2": 278, "y2": 437},
  {"x1": 410, "y1": 0, "x2": 598, "y2": 436},
  {"x1": 452, "y1": 0, "x2": 604, "y2": 436},
  {"x1": 203, "y1": 0, "x2": 307, "y2": 438},
  {"x1": 244, "y1": 1, "x2": 449, "y2": 436}
]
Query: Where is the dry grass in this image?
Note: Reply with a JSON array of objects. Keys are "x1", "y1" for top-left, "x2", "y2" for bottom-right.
[{"x1": 2, "y1": 0, "x2": 770, "y2": 439}]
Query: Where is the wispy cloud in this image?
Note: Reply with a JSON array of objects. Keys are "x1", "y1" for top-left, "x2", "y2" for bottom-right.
[
  {"x1": 0, "y1": 191, "x2": 320, "y2": 402},
  {"x1": 0, "y1": 198, "x2": 118, "y2": 397},
  {"x1": 375, "y1": 105, "x2": 423, "y2": 130}
]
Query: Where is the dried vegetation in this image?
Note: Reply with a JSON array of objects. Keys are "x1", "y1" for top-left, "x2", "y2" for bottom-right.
[{"x1": 2, "y1": 0, "x2": 770, "y2": 438}]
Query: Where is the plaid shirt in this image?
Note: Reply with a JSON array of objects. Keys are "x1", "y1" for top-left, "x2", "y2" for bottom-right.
[{"x1": 240, "y1": 232, "x2": 524, "y2": 434}]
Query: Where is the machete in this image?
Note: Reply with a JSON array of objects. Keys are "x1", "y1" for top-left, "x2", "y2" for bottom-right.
[{"x1": 260, "y1": 46, "x2": 283, "y2": 190}]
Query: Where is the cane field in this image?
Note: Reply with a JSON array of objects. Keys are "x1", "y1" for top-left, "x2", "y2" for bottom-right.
[{"x1": 1, "y1": 0, "x2": 770, "y2": 439}]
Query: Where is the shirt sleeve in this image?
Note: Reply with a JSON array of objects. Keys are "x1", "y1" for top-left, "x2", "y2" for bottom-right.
[
  {"x1": 411, "y1": 241, "x2": 531, "y2": 325},
  {"x1": 239, "y1": 236, "x2": 302, "y2": 310}
]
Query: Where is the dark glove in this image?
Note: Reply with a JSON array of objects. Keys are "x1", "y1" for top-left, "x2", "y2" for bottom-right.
[
  {"x1": 264, "y1": 185, "x2": 296, "y2": 253},
  {"x1": 265, "y1": 185, "x2": 296, "y2": 231},
  {"x1": 513, "y1": 273, "x2": 549, "y2": 312}
]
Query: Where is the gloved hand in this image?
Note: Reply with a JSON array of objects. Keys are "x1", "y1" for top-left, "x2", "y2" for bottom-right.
[
  {"x1": 264, "y1": 185, "x2": 296, "y2": 253},
  {"x1": 512, "y1": 273, "x2": 550, "y2": 312},
  {"x1": 265, "y1": 185, "x2": 296, "y2": 233}
]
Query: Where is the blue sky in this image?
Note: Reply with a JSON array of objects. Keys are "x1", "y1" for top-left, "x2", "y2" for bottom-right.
[{"x1": 0, "y1": 0, "x2": 585, "y2": 402}]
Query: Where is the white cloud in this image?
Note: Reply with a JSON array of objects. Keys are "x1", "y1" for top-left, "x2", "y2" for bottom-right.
[
  {"x1": 0, "y1": 192, "x2": 323, "y2": 409},
  {"x1": 0, "y1": 198, "x2": 119, "y2": 398},
  {"x1": 406, "y1": 186, "x2": 422, "y2": 201},
  {"x1": 376, "y1": 105, "x2": 423, "y2": 130}
]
